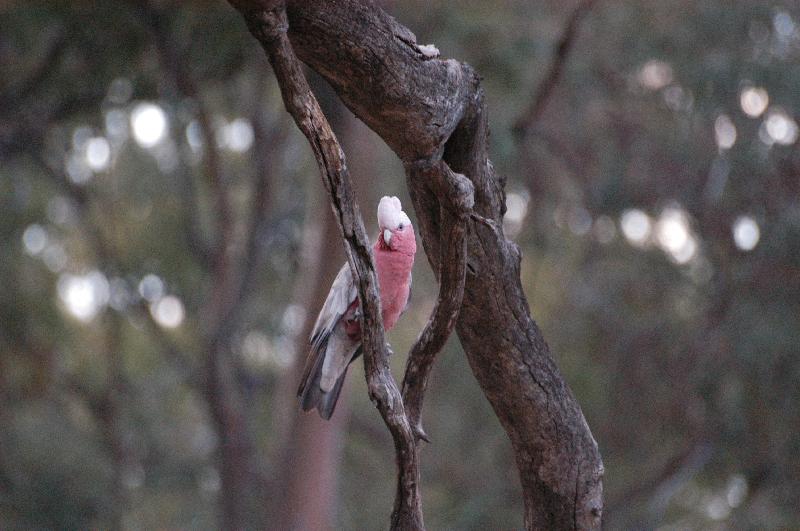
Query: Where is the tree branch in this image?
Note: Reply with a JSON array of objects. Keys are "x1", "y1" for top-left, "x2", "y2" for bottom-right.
[
  {"x1": 401, "y1": 159, "x2": 472, "y2": 443},
  {"x1": 230, "y1": 1, "x2": 424, "y2": 528},
  {"x1": 218, "y1": 101, "x2": 287, "y2": 340}
]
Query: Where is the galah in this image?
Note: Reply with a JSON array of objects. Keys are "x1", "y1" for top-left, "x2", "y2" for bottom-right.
[{"x1": 298, "y1": 196, "x2": 417, "y2": 419}]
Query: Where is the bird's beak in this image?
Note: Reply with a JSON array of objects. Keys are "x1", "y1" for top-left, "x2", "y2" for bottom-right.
[{"x1": 383, "y1": 229, "x2": 393, "y2": 246}]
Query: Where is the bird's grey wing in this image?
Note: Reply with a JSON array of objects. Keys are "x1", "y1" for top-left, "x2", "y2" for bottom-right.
[
  {"x1": 298, "y1": 263, "x2": 357, "y2": 397},
  {"x1": 309, "y1": 263, "x2": 357, "y2": 349}
]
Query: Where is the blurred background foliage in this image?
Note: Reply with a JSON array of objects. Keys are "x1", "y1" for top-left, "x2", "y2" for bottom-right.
[{"x1": 1, "y1": 0, "x2": 799, "y2": 529}]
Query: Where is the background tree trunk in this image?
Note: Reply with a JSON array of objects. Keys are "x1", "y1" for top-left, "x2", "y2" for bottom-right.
[{"x1": 273, "y1": 203, "x2": 349, "y2": 529}]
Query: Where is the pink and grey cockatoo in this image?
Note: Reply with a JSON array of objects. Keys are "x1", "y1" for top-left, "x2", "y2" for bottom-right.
[{"x1": 298, "y1": 196, "x2": 417, "y2": 419}]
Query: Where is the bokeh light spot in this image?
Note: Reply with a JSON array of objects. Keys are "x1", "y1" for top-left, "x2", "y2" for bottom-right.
[
  {"x1": 85, "y1": 137, "x2": 111, "y2": 171},
  {"x1": 22, "y1": 224, "x2": 47, "y2": 255},
  {"x1": 638, "y1": 59, "x2": 672, "y2": 90},
  {"x1": 66, "y1": 154, "x2": 92, "y2": 184},
  {"x1": 503, "y1": 191, "x2": 529, "y2": 238},
  {"x1": 714, "y1": 114, "x2": 736, "y2": 150},
  {"x1": 739, "y1": 86, "x2": 769, "y2": 117},
  {"x1": 105, "y1": 109, "x2": 129, "y2": 141},
  {"x1": 131, "y1": 102, "x2": 168, "y2": 148},
  {"x1": 773, "y1": 11, "x2": 796, "y2": 39},
  {"x1": 42, "y1": 243, "x2": 68, "y2": 272},
  {"x1": 186, "y1": 120, "x2": 203, "y2": 152},
  {"x1": 726, "y1": 474, "x2": 748, "y2": 508},
  {"x1": 656, "y1": 206, "x2": 697, "y2": 264},
  {"x1": 223, "y1": 118, "x2": 254, "y2": 153},
  {"x1": 138, "y1": 274, "x2": 165, "y2": 302},
  {"x1": 706, "y1": 495, "x2": 730, "y2": 521},
  {"x1": 567, "y1": 207, "x2": 592, "y2": 236},
  {"x1": 620, "y1": 209, "x2": 652, "y2": 246},
  {"x1": 57, "y1": 270, "x2": 110, "y2": 322},
  {"x1": 593, "y1": 215, "x2": 616, "y2": 244},
  {"x1": 150, "y1": 295, "x2": 185, "y2": 328},
  {"x1": 732, "y1": 216, "x2": 760, "y2": 251},
  {"x1": 762, "y1": 109, "x2": 798, "y2": 146}
]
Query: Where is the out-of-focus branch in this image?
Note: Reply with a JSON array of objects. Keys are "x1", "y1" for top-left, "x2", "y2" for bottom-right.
[
  {"x1": 513, "y1": 0, "x2": 598, "y2": 140},
  {"x1": 96, "y1": 312, "x2": 130, "y2": 530},
  {"x1": 401, "y1": 159, "x2": 472, "y2": 443},
  {"x1": 126, "y1": 2, "x2": 213, "y2": 267},
  {"x1": 511, "y1": 0, "x2": 599, "y2": 230},
  {"x1": 138, "y1": 0, "x2": 287, "y2": 347},
  {"x1": 230, "y1": 2, "x2": 423, "y2": 528},
  {"x1": 608, "y1": 442, "x2": 712, "y2": 524}
]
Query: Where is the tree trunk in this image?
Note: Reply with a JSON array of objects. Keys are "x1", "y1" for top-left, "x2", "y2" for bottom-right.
[
  {"x1": 287, "y1": 3, "x2": 604, "y2": 527},
  {"x1": 232, "y1": 0, "x2": 605, "y2": 528}
]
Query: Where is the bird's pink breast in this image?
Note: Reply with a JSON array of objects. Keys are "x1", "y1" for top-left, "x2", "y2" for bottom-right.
[
  {"x1": 344, "y1": 232, "x2": 415, "y2": 339},
  {"x1": 374, "y1": 246, "x2": 414, "y2": 331}
]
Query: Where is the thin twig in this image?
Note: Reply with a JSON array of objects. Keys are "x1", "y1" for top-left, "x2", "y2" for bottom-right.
[{"x1": 230, "y1": 1, "x2": 424, "y2": 528}]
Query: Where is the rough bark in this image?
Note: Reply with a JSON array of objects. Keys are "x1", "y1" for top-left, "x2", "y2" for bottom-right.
[{"x1": 230, "y1": 0, "x2": 604, "y2": 528}]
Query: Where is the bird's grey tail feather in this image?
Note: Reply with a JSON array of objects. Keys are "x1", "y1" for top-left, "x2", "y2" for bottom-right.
[
  {"x1": 318, "y1": 367, "x2": 348, "y2": 420},
  {"x1": 319, "y1": 346, "x2": 361, "y2": 419},
  {"x1": 298, "y1": 343, "x2": 358, "y2": 420},
  {"x1": 298, "y1": 337, "x2": 326, "y2": 411}
]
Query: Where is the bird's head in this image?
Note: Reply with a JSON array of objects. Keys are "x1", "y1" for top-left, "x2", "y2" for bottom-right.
[{"x1": 377, "y1": 196, "x2": 416, "y2": 255}]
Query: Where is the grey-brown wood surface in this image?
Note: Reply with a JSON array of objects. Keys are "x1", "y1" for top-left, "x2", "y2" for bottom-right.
[{"x1": 229, "y1": 0, "x2": 604, "y2": 529}]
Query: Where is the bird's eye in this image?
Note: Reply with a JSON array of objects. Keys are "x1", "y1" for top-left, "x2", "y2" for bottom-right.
[{"x1": 398, "y1": 223, "x2": 404, "y2": 230}]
